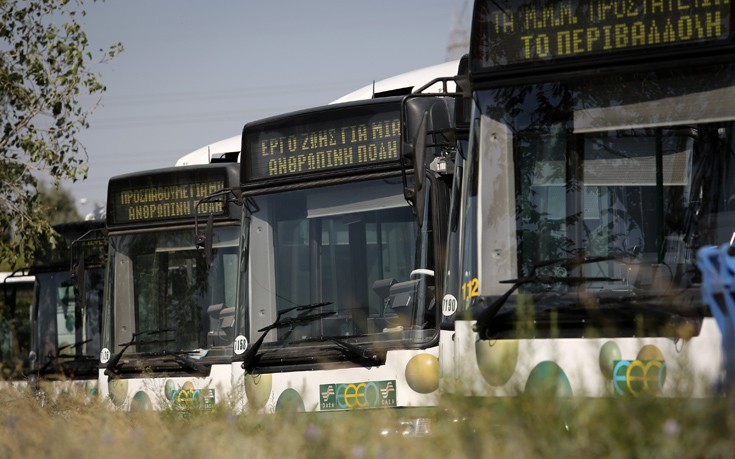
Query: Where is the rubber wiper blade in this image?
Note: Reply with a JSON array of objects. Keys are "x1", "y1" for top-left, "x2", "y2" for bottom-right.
[
  {"x1": 104, "y1": 328, "x2": 174, "y2": 378},
  {"x1": 533, "y1": 254, "x2": 623, "y2": 272},
  {"x1": 327, "y1": 338, "x2": 383, "y2": 367},
  {"x1": 58, "y1": 338, "x2": 92, "y2": 354},
  {"x1": 473, "y1": 272, "x2": 622, "y2": 339},
  {"x1": 279, "y1": 301, "x2": 332, "y2": 317},
  {"x1": 239, "y1": 302, "x2": 334, "y2": 374},
  {"x1": 38, "y1": 338, "x2": 94, "y2": 375},
  {"x1": 163, "y1": 351, "x2": 211, "y2": 374}
]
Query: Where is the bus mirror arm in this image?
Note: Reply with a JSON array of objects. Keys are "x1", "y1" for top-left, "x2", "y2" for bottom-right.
[
  {"x1": 204, "y1": 213, "x2": 213, "y2": 266},
  {"x1": 194, "y1": 204, "x2": 214, "y2": 266}
]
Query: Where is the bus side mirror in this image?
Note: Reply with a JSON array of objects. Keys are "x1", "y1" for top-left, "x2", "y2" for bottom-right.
[
  {"x1": 195, "y1": 213, "x2": 214, "y2": 266},
  {"x1": 454, "y1": 54, "x2": 471, "y2": 136},
  {"x1": 401, "y1": 96, "x2": 455, "y2": 225}
]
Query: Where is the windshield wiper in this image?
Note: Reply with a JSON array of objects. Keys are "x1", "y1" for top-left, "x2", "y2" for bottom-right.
[
  {"x1": 38, "y1": 338, "x2": 93, "y2": 374},
  {"x1": 239, "y1": 302, "x2": 334, "y2": 373},
  {"x1": 326, "y1": 337, "x2": 383, "y2": 367},
  {"x1": 161, "y1": 351, "x2": 211, "y2": 374},
  {"x1": 473, "y1": 255, "x2": 623, "y2": 339},
  {"x1": 104, "y1": 328, "x2": 174, "y2": 378}
]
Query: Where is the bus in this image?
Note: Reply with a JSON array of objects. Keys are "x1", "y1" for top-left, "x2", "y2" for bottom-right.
[
  {"x1": 227, "y1": 88, "x2": 458, "y2": 425},
  {"x1": 174, "y1": 59, "x2": 462, "y2": 168},
  {"x1": 28, "y1": 220, "x2": 106, "y2": 397},
  {"x1": 175, "y1": 136, "x2": 241, "y2": 166},
  {"x1": 443, "y1": 0, "x2": 731, "y2": 400},
  {"x1": 98, "y1": 163, "x2": 241, "y2": 410},
  {"x1": 0, "y1": 270, "x2": 34, "y2": 382},
  {"x1": 98, "y1": 62, "x2": 461, "y2": 412}
]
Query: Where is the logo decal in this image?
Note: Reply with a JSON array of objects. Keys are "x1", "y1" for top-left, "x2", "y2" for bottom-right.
[
  {"x1": 319, "y1": 380, "x2": 397, "y2": 411},
  {"x1": 612, "y1": 359, "x2": 666, "y2": 396},
  {"x1": 172, "y1": 388, "x2": 216, "y2": 411}
]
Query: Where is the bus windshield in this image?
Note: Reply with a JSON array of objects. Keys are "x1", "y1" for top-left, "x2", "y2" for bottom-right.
[
  {"x1": 105, "y1": 226, "x2": 239, "y2": 357},
  {"x1": 33, "y1": 269, "x2": 103, "y2": 362},
  {"x1": 239, "y1": 176, "x2": 437, "y2": 352},
  {"x1": 462, "y1": 62, "x2": 735, "y2": 337},
  {"x1": 0, "y1": 275, "x2": 33, "y2": 379}
]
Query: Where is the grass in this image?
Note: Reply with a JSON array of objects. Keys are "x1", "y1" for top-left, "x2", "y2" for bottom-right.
[{"x1": 0, "y1": 385, "x2": 733, "y2": 459}]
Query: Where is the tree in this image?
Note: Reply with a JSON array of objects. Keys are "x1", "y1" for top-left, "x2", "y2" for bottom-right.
[
  {"x1": 38, "y1": 181, "x2": 82, "y2": 225},
  {"x1": 0, "y1": 184, "x2": 81, "y2": 271},
  {"x1": 0, "y1": 0, "x2": 122, "y2": 270}
]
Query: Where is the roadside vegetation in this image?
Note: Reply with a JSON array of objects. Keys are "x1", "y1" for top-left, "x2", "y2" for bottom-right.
[{"x1": 0, "y1": 384, "x2": 731, "y2": 458}]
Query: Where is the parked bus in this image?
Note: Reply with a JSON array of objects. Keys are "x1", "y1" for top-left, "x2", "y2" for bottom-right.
[
  {"x1": 175, "y1": 59, "x2": 461, "y2": 168},
  {"x1": 0, "y1": 270, "x2": 34, "y2": 382},
  {"x1": 443, "y1": 0, "x2": 731, "y2": 400},
  {"x1": 228, "y1": 89, "x2": 458, "y2": 425},
  {"x1": 175, "y1": 136, "x2": 241, "y2": 166},
  {"x1": 98, "y1": 163, "x2": 241, "y2": 410},
  {"x1": 28, "y1": 220, "x2": 106, "y2": 397},
  {"x1": 99, "y1": 61, "x2": 460, "y2": 412}
]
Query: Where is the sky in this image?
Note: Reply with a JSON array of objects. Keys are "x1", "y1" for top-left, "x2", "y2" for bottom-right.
[{"x1": 69, "y1": 0, "x2": 471, "y2": 218}]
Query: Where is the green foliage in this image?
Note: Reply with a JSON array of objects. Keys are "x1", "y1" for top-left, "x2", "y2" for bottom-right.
[
  {"x1": 0, "y1": 0, "x2": 122, "y2": 270},
  {"x1": 0, "y1": 182, "x2": 84, "y2": 269},
  {"x1": 0, "y1": 386, "x2": 732, "y2": 458},
  {"x1": 37, "y1": 181, "x2": 81, "y2": 225}
]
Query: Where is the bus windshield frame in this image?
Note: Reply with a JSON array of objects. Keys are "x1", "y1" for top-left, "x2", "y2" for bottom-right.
[
  {"x1": 234, "y1": 98, "x2": 448, "y2": 371},
  {"x1": 460, "y1": 59, "x2": 735, "y2": 339},
  {"x1": 102, "y1": 163, "x2": 241, "y2": 374}
]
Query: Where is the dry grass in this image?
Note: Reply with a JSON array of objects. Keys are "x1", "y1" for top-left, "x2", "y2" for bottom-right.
[{"x1": 0, "y1": 385, "x2": 732, "y2": 459}]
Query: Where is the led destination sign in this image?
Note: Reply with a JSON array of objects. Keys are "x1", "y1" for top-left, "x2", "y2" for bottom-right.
[
  {"x1": 244, "y1": 103, "x2": 401, "y2": 182},
  {"x1": 474, "y1": 0, "x2": 732, "y2": 70},
  {"x1": 108, "y1": 170, "x2": 227, "y2": 226}
]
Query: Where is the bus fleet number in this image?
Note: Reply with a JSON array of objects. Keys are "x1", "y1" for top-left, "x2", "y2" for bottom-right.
[{"x1": 462, "y1": 278, "x2": 479, "y2": 300}]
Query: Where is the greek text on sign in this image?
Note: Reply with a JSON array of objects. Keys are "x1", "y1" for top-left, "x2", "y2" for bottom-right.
[
  {"x1": 114, "y1": 180, "x2": 224, "y2": 223},
  {"x1": 479, "y1": 0, "x2": 730, "y2": 66},
  {"x1": 245, "y1": 106, "x2": 402, "y2": 181}
]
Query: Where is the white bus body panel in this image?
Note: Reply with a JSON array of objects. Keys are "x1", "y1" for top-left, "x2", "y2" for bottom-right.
[
  {"x1": 446, "y1": 318, "x2": 723, "y2": 398},
  {"x1": 98, "y1": 363, "x2": 237, "y2": 411},
  {"x1": 175, "y1": 60, "x2": 461, "y2": 167},
  {"x1": 231, "y1": 347, "x2": 439, "y2": 413},
  {"x1": 175, "y1": 135, "x2": 241, "y2": 166},
  {"x1": 331, "y1": 60, "x2": 460, "y2": 104}
]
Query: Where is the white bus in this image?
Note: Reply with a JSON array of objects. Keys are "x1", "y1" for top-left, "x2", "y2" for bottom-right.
[
  {"x1": 98, "y1": 163, "x2": 241, "y2": 411},
  {"x1": 28, "y1": 221, "x2": 106, "y2": 398},
  {"x1": 98, "y1": 61, "x2": 460, "y2": 416},
  {"x1": 175, "y1": 59, "x2": 459, "y2": 167},
  {"x1": 0, "y1": 270, "x2": 34, "y2": 384},
  {"x1": 1, "y1": 221, "x2": 106, "y2": 399},
  {"x1": 226, "y1": 64, "x2": 461, "y2": 431},
  {"x1": 442, "y1": 0, "x2": 730, "y2": 402}
]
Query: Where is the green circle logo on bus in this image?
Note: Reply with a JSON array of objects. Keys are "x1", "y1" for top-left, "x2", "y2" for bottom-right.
[
  {"x1": 164, "y1": 379, "x2": 176, "y2": 401},
  {"x1": 244, "y1": 373, "x2": 272, "y2": 410},
  {"x1": 276, "y1": 388, "x2": 305, "y2": 413},
  {"x1": 524, "y1": 361, "x2": 573, "y2": 397},
  {"x1": 108, "y1": 379, "x2": 128, "y2": 407},
  {"x1": 475, "y1": 339, "x2": 519, "y2": 387},
  {"x1": 599, "y1": 341, "x2": 622, "y2": 380},
  {"x1": 130, "y1": 391, "x2": 152, "y2": 411},
  {"x1": 405, "y1": 353, "x2": 439, "y2": 394},
  {"x1": 611, "y1": 345, "x2": 666, "y2": 396},
  {"x1": 85, "y1": 380, "x2": 98, "y2": 397}
]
